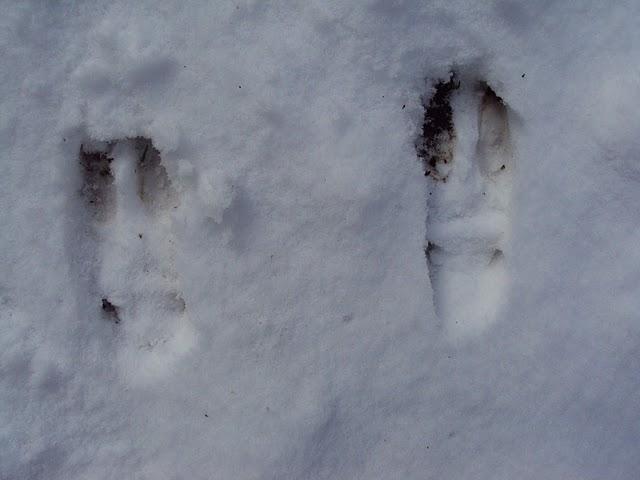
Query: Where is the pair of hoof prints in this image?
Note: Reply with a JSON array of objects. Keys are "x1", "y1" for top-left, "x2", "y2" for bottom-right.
[
  {"x1": 418, "y1": 71, "x2": 514, "y2": 338},
  {"x1": 78, "y1": 69, "x2": 512, "y2": 361}
]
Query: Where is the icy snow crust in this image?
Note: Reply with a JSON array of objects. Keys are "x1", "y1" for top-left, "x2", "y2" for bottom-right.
[{"x1": 1, "y1": 1, "x2": 639, "y2": 479}]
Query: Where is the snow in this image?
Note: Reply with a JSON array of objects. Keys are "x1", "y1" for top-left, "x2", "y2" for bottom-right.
[{"x1": 2, "y1": 1, "x2": 640, "y2": 479}]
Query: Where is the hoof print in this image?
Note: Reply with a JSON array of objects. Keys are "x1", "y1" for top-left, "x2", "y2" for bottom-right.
[
  {"x1": 419, "y1": 71, "x2": 513, "y2": 339},
  {"x1": 80, "y1": 135, "x2": 192, "y2": 382}
]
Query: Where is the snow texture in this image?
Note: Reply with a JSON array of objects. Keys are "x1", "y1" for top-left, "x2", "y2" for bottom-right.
[{"x1": 1, "y1": 1, "x2": 640, "y2": 479}]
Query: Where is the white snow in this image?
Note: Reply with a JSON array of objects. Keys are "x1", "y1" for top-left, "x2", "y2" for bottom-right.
[{"x1": 1, "y1": 1, "x2": 640, "y2": 479}]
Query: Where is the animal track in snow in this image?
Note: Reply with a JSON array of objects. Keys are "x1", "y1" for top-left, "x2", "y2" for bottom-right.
[
  {"x1": 80, "y1": 137, "x2": 193, "y2": 382},
  {"x1": 418, "y1": 73, "x2": 513, "y2": 338}
]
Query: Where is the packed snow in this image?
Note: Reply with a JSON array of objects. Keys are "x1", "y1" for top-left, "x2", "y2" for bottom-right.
[{"x1": 1, "y1": 1, "x2": 639, "y2": 479}]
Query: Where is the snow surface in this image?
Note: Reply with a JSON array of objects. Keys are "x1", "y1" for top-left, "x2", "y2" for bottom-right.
[{"x1": 1, "y1": 1, "x2": 640, "y2": 479}]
